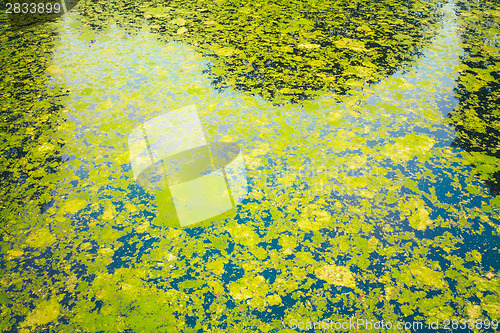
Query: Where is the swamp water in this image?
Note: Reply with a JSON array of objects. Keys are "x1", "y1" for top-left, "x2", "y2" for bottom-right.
[{"x1": 1, "y1": 0, "x2": 500, "y2": 331}]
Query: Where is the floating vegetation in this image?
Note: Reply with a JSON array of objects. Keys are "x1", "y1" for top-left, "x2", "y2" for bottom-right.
[
  {"x1": 77, "y1": 0, "x2": 446, "y2": 102},
  {"x1": 449, "y1": 0, "x2": 500, "y2": 196},
  {"x1": 0, "y1": 0, "x2": 500, "y2": 332}
]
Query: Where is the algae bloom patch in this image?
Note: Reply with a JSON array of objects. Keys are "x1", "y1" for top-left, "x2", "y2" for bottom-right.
[{"x1": 315, "y1": 265, "x2": 356, "y2": 289}]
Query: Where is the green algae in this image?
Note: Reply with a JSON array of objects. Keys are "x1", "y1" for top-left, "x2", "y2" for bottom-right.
[
  {"x1": 19, "y1": 298, "x2": 61, "y2": 332},
  {"x1": 0, "y1": 0, "x2": 500, "y2": 332},
  {"x1": 25, "y1": 228, "x2": 56, "y2": 248},
  {"x1": 449, "y1": 0, "x2": 500, "y2": 196},
  {"x1": 315, "y1": 265, "x2": 357, "y2": 289},
  {"x1": 76, "y1": 0, "x2": 446, "y2": 103}
]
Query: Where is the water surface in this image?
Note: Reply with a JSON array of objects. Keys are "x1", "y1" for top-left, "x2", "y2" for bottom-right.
[{"x1": 1, "y1": 0, "x2": 500, "y2": 331}]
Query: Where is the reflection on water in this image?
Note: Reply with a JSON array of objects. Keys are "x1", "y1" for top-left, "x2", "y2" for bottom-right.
[
  {"x1": 1, "y1": 0, "x2": 500, "y2": 332},
  {"x1": 76, "y1": 0, "x2": 446, "y2": 102},
  {"x1": 449, "y1": 0, "x2": 500, "y2": 195}
]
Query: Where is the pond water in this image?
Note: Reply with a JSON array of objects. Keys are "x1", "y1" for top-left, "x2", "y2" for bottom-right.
[{"x1": 1, "y1": 0, "x2": 500, "y2": 332}]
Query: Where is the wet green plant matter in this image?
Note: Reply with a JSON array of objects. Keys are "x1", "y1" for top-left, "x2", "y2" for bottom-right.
[
  {"x1": 449, "y1": 0, "x2": 500, "y2": 195},
  {"x1": 1, "y1": 0, "x2": 500, "y2": 332},
  {"x1": 78, "y1": 0, "x2": 445, "y2": 102}
]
